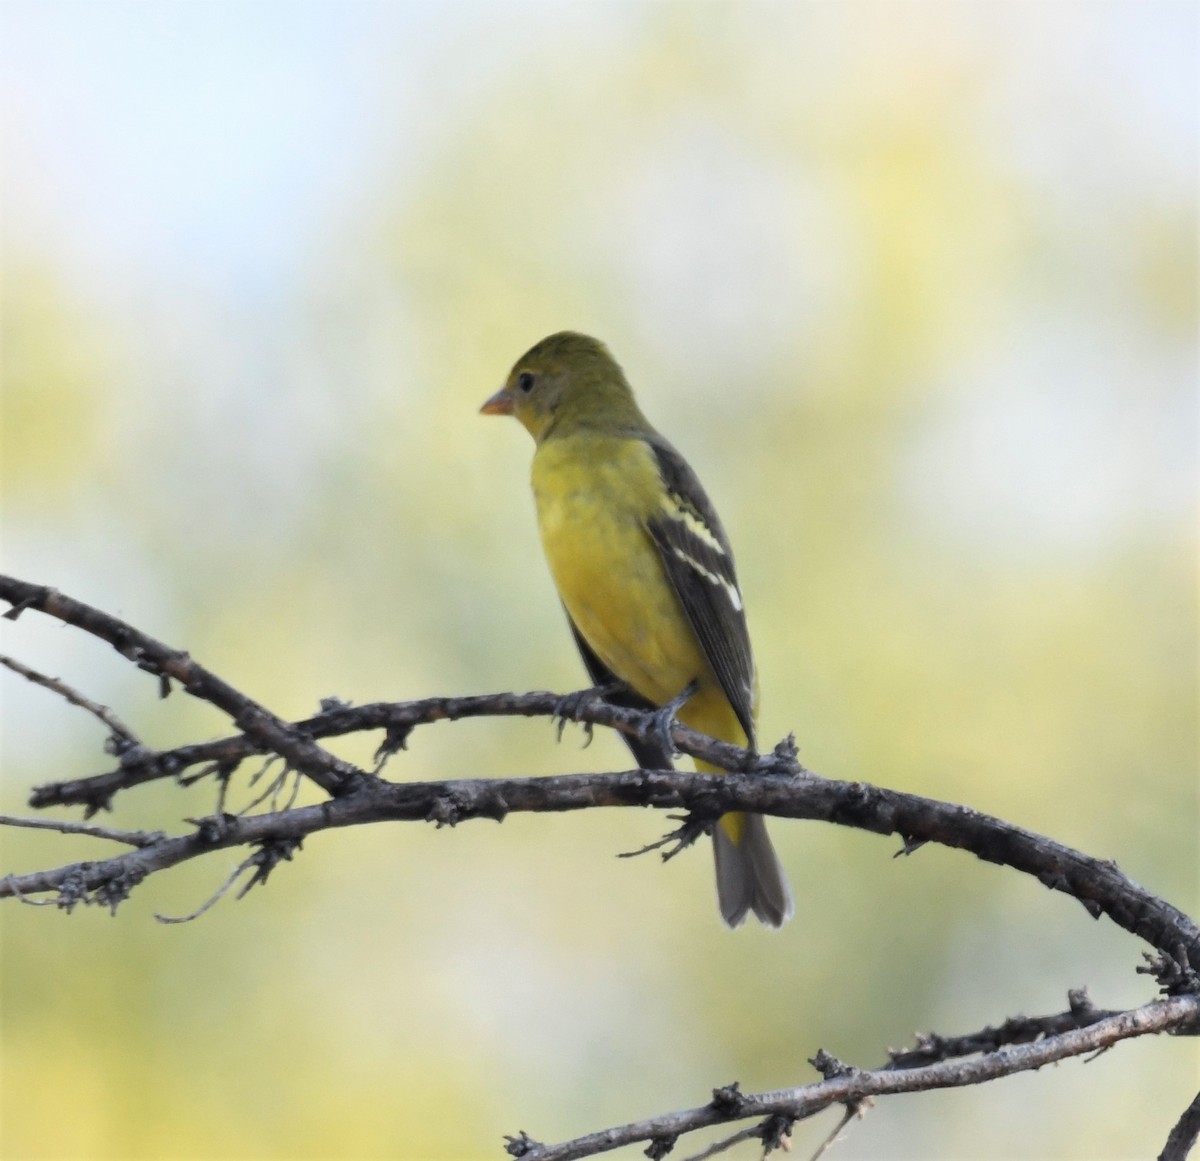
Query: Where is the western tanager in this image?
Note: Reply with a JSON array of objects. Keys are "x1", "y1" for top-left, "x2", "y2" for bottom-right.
[{"x1": 482, "y1": 331, "x2": 793, "y2": 928}]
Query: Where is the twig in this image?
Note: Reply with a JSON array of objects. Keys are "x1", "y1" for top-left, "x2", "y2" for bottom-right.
[
  {"x1": 31, "y1": 745, "x2": 245, "y2": 818},
  {"x1": 507, "y1": 996, "x2": 1200, "y2": 1161},
  {"x1": 1160, "y1": 1090, "x2": 1200, "y2": 1161},
  {"x1": 3, "y1": 874, "x2": 57, "y2": 906},
  {"x1": 25, "y1": 690, "x2": 715, "y2": 812},
  {"x1": 0, "y1": 576, "x2": 361, "y2": 796},
  {"x1": 807, "y1": 1102, "x2": 863, "y2": 1161},
  {"x1": 679, "y1": 1123, "x2": 759, "y2": 1161},
  {"x1": 0, "y1": 653, "x2": 142, "y2": 750},
  {"x1": 154, "y1": 850, "x2": 261, "y2": 924},
  {"x1": 0, "y1": 813, "x2": 164, "y2": 847},
  {"x1": 885, "y1": 987, "x2": 1118, "y2": 1067},
  {"x1": 236, "y1": 756, "x2": 287, "y2": 815}
]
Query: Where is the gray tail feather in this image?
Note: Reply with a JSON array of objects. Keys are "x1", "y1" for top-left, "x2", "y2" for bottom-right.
[{"x1": 712, "y1": 814, "x2": 794, "y2": 928}]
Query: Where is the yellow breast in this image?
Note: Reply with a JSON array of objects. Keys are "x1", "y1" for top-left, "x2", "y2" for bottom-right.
[{"x1": 530, "y1": 435, "x2": 708, "y2": 709}]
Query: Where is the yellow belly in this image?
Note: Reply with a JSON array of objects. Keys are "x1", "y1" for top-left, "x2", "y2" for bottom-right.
[{"x1": 531, "y1": 434, "x2": 747, "y2": 747}]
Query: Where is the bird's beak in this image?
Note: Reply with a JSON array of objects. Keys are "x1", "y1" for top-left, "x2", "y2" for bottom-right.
[{"x1": 480, "y1": 386, "x2": 514, "y2": 416}]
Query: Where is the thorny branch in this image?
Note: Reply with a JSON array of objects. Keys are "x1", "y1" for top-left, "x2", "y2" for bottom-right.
[{"x1": 3, "y1": 573, "x2": 1197, "y2": 1159}]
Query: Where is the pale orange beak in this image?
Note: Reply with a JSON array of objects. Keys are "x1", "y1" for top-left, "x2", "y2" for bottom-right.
[{"x1": 480, "y1": 387, "x2": 514, "y2": 416}]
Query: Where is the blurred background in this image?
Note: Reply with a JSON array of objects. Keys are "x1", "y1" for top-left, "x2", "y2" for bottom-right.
[{"x1": 2, "y1": 2, "x2": 1196, "y2": 1158}]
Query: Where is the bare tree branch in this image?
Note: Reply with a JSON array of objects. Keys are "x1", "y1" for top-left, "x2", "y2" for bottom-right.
[
  {"x1": 0, "y1": 813, "x2": 164, "y2": 847},
  {"x1": 14, "y1": 669, "x2": 1199, "y2": 983},
  {"x1": 1, "y1": 576, "x2": 361, "y2": 796},
  {"x1": 1160, "y1": 1090, "x2": 1200, "y2": 1161},
  {"x1": 1, "y1": 575, "x2": 1192, "y2": 971},
  {"x1": 3, "y1": 572, "x2": 1197, "y2": 1157},
  {"x1": 25, "y1": 689, "x2": 743, "y2": 814},
  {"x1": 2, "y1": 761, "x2": 1198, "y2": 980},
  {"x1": 0, "y1": 653, "x2": 142, "y2": 751},
  {"x1": 505, "y1": 995, "x2": 1200, "y2": 1161},
  {"x1": 885, "y1": 986, "x2": 1121, "y2": 1067}
]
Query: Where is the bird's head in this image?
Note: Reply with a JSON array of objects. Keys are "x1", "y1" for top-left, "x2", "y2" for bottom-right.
[{"x1": 481, "y1": 332, "x2": 648, "y2": 442}]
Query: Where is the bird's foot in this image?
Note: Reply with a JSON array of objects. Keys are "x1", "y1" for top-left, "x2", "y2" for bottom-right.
[
  {"x1": 553, "y1": 682, "x2": 624, "y2": 746},
  {"x1": 618, "y1": 811, "x2": 712, "y2": 862},
  {"x1": 647, "y1": 680, "x2": 698, "y2": 758}
]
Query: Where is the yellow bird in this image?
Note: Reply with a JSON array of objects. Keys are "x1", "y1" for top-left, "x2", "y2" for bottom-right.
[{"x1": 482, "y1": 331, "x2": 793, "y2": 927}]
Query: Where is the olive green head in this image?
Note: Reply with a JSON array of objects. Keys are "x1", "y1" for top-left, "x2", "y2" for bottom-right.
[{"x1": 481, "y1": 331, "x2": 649, "y2": 442}]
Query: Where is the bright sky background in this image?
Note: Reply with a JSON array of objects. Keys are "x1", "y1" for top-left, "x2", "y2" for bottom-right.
[
  {"x1": 5, "y1": 3, "x2": 645, "y2": 297},
  {"x1": 6, "y1": 2, "x2": 1194, "y2": 294},
  {"x1": 6, "y1": 2, "x2": 1196, "y2": 567}
]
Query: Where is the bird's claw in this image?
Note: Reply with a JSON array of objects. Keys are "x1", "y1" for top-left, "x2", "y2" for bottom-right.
[
  {"x1": 618, "y1": 811, "x2": 712, "y2": 861},
  {"x1": 647, "y1": 680, "x2": 698, "y2": 758},
  {"x1": 553, "y1": 682, "x2": 622, "y2": 745}
]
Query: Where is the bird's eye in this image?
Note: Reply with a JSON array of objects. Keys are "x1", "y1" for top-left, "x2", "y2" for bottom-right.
[{"x1": 517, "y1": 371, "x2": 536, "y2": 394}]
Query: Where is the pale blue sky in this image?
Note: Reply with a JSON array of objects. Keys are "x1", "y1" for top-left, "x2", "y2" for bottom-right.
[
  {"x1": 4, "y1": 1, "x2": 1196, "y2": 555},
  {"x1": 5, "y1": 1, "x2": 1194, "y2": 302},
  {"x1": 6, "y1": 2, "x2": 435, "y2": 294}
]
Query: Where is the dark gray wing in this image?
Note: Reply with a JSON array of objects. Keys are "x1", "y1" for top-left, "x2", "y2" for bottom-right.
[
  {"x1": 644, "y1": 435, "x2": 756, "y2": 747},
  {"x1": 566, "y1": 613, "x2": 675, "y2": 770}
]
